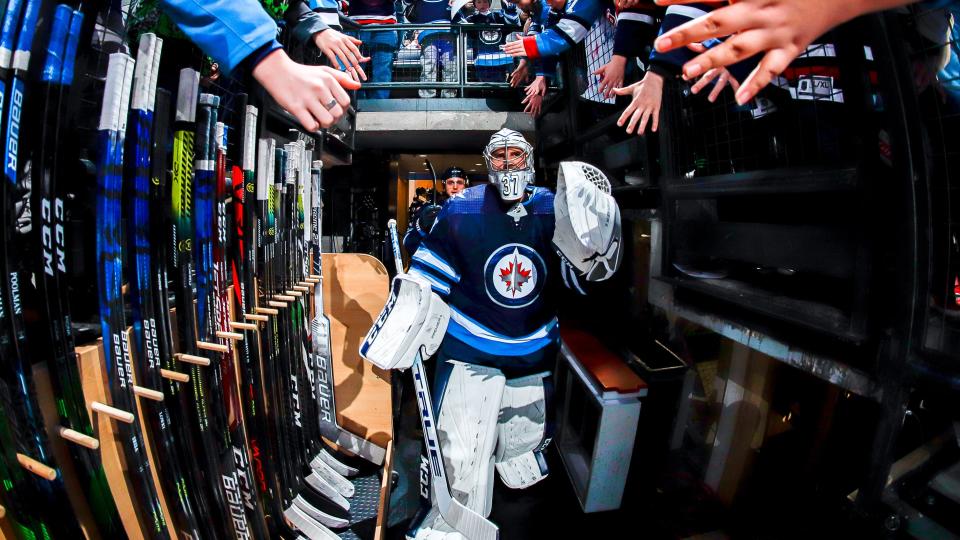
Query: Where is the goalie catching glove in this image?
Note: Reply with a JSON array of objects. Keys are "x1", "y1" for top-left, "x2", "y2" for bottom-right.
[
  {"x1": 553, "y1": 161, "x2": 623, "y2": 282},
  {"x1": 360, "y1": 273, "x2": 450, "y2": 370}
]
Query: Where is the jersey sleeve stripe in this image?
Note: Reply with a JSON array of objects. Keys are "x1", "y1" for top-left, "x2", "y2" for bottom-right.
[
  {"x1": 616, "y1": 12, "x2": 654, "y2": 25},
  {"x1": 412, "y1": 247, "x2": 461, "y2": 282},
  {"x1": 664, "y1": 4, "x2": 708, "y2": 20},
  {"x1": 409, "y1": 266, "x2": 452, "y2": 295},
  {"x1": 557, "y1": 17, "x2": 589, "y2": 43}
]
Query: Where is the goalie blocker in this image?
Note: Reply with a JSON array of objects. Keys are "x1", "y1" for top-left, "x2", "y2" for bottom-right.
[{"x1": 360, "y1": 273, "x2": 450, "y2": 371}]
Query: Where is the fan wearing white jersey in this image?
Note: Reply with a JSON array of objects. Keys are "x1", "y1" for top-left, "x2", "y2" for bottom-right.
[{"x1": 361, "y1": 129, "x2": 622, "y2": 539}]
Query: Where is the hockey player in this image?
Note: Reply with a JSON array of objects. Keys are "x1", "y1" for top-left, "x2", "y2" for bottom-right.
[
  {"x1": 403, "y1": 166, "x2": 470, "y2": 255},
  {"x1": 362, "y1": 129, "x2": 623, "y2": 538}
]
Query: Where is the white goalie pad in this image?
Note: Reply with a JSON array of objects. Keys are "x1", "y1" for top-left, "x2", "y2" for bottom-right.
[
  {"x1": 495, "y1": 372, "x2": 550, "y2": 489},
  {"x1": 360, "y1": 274, "x2": 450, "y2": 370},
  {"x1": 437, "y1": 361, "x2": 505, "y2": 518},
  {"x1": 553, "y1": 161, "x2": 623, "y2": 282}
]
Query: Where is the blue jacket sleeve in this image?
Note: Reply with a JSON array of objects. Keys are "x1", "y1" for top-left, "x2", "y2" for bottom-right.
[
  {"x1": 502, "y1": 0, "x2": 521, "y2": 26},
  {"x1": 158, "y1": 0, "x2": 280, "y2": 74},
  {"x1": 521, "y1": 0, "x2": 604, "y2": 58},
  {"x1": 648, "y1": 3, "x2": 713, "y2": 76},
  {"x1": 308, "y1": 0, "x2": 344, "y2": 27},
  {"x1": 613, "y1": 2, "x2": 657, "y2": 58}
]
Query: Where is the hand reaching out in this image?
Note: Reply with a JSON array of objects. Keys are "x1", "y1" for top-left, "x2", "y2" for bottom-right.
[
  {"x1": 652, "y1": 0, "x2": 916, "y2": 104},
  {"x1": 690, "y1": 66, "x2": 740, "y2": 102},
  {"x1": 526, "y1": 75, "x2": 547, "y2": 97},
  {"x1": 522, "y1": 92, "x2": 543, "y2": 117},
  {"x1": 253, "y1": 49, "x2": 360, "y2": 132},
  {"x1": 612, "y1": 70, "x2": 664, "y2": 136},
  {"x1": 593, "y1": 55, "x2": 627, "y2": 98},
  {"x1": 510, "y1": 59, "x2": 530, "y2": 87},
  {"x1": 502, "y1": 39, "x2": 527, "y2": 57},
  {"x1": 314, "y1": 28, "x2": 370, "y2": 82}
]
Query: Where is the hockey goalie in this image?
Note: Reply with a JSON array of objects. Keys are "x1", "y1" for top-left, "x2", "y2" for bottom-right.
[{"x1": 361, "y1": 129, "x2": 623, "y2": 539}]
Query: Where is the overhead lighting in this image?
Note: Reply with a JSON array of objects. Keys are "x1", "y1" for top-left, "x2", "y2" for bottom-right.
[
  {"x1": 474, "y1": 163, "x2": 482, "y2": 166},
  {"x1": 418, "y1": 154, "x2": 427, "y2": 157}
]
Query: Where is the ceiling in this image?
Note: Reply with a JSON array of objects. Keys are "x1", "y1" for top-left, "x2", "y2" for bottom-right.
[{"x1": 397, "y1": 153, "x2": 488, "y2": 179}]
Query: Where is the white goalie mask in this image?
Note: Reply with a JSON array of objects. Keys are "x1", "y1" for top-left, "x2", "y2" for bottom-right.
[{"x1": 483, "y1": 128, "x2": 535, "y2": 203}]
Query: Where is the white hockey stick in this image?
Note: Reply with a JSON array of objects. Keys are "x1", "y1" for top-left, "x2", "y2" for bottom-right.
[
  {"x1": 310, "y1": 162, "x2": 387, "y2": 466},
  {"x1": 387, "y1": 219, "x2": 500, "y2": 540}
]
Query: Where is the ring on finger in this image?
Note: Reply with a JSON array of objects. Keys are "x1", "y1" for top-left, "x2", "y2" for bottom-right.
[{"x1": 324, "y1": 98, "x2": 338, "y2": 111}]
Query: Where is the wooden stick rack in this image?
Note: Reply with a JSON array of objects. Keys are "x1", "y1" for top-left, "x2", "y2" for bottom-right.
[{"x1": 0, "y1": 255, "x2": 394, "y2": 540}]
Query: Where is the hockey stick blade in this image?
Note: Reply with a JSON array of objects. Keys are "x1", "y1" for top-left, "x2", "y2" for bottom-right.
[
  {"x1": 304, "y1": 471, "x2": 350, "y2": 511},
  {"x1": 284, "y1": 501, "x2": 341, "y2": 540},
  {"x1": 313, "y1": 449, "x2": 360, "y2": 478},
  {"x1": 310, "y1": 454, "x2": 355, "y2": 498},
  {"x1": 313, "y1": 313, "x2": 387, "y2": 465}
]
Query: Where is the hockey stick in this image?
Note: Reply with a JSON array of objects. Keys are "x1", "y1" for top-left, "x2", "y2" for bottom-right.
[
  {"x1": 44, "y1": 5, "x2": 124, "y2": 535},
  {"x1": 123, "y1": 33, "x2": 209, "y2": 539},
  {"x1": 230, "y1": 101, "x2": 303, "y2": 538},
  {"x1": 95, "y1": 51, "x2": 168, "y2": 539},
  {"x1": 309, "y1": 159, "x2": 387, "y2": 466},
  {"x1": 275, "y1": 143, "x2": 352, "y2": 517},
  {"x1": 255, "y1": 140, "x2": 348, "y2": 534},
  {"x1": 192, "y1": 92, "x2": 269, "y2": 539},
  {"x1": 0, "y1": 2, "x2": 85, "y2": 537},
  {"x1": 31, "y1": 5, "x2": 124, "y2": 537},
  {"x1": 387, "y1": 219, "x2": 499, "y2": 540},
  {"x1": 169, "y1": 70, "x2": 262, "y2": 540}
]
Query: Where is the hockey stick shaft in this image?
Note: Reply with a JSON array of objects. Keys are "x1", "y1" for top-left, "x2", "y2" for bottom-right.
[{"x1": 386, "y1": 220, "x2": 499, "y2": 540}]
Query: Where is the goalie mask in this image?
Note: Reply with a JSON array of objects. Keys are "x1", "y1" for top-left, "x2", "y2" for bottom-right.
[
  {"x1": 553, "y1": 161, "x2": 623, "y2": 281},
  {"x1": 484, "y1": 128, "x2": 535, "y2": 203}
]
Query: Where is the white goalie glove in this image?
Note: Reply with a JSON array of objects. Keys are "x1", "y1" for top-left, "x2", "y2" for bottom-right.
[
  {"x1": 359, "y1": 273, "x2": 450, "y2": 371},
  {"x1": 553, "y1": 161, "x2": 623, "y2": 282}
]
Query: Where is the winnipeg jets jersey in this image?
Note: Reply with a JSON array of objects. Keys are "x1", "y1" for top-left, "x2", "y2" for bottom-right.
[{"x1": 409, "y1": 183, "x2": 583, "y2": 371}]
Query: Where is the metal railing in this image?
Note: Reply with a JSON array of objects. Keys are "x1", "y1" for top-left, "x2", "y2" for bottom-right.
[{"x1": 348, "y1": 23, "x2": 558, "y2": 97}]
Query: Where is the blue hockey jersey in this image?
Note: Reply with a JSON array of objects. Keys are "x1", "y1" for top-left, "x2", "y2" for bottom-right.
[
  {"x1": 458, "y1": 5, "x2": 521, "y2": 67},
  {"x1": 409, "y1": 183, "x2": 583, "y2": 371},
  {"x1": 520, "y1": 0, "x2": 608, "y2": 59}
]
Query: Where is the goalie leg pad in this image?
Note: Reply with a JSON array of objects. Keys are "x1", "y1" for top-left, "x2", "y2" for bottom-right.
[
  {"x1": 495, "y1": 371, "x2": 552, "y2": 489},
  {"x1": 435, "y1": 359, "x2": 505, "y2": 518}
]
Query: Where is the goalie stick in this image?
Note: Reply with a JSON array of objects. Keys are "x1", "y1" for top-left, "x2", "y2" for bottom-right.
[
  {"x1": 387, "y1": 218, "x2": 500, "y2": 540},
  {"x1": 309, "y1": 159, "x2": 387, "y2": 467}
]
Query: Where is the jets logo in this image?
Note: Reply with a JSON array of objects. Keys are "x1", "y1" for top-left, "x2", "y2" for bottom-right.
[
  {"x1": 484, "y1": 243, "x2": 545, "y2": 309},
  {"x1": 480, "y1": 30, "x2": 502, "y2": 45}
]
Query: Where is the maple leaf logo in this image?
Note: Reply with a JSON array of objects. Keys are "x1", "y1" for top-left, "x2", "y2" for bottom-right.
[{"x1": 499, "y1": 249, "x2": 533, "y2": 296}]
